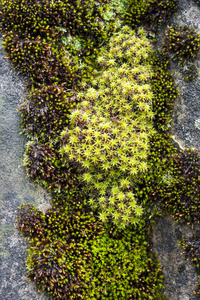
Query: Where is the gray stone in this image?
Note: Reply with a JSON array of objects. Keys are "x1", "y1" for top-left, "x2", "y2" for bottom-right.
[
  {"x1": 153, "y1": 216, "x2": 200, "y2": 300},
  {"x1": 0, "y1": 35, "x2": 51, "y2": 300}
]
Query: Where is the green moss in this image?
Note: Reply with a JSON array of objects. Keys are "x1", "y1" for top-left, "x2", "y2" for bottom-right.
[
  {"x1": 24, "y1": 195, "x2": 104, "y2": 299},
  {"x1": 150, "y1": 50, "x2": 178, "y2": 132},
  {"x1": 123, "y1": 0, "x2": 178, "y2": 29},
  {"x1": 20, "y1": 84, "x2": 76, "y2": 141},
  {"x1": 90, "y1": 221, "x2": 164, "y2": 299},
  {"x1": 19, "y1": 193, "x2": 164, "y2": 300},
  {"x1": 2, "y1": 32, "x2": 79, "y2": 87},
  {"x1": 180, "y1": 234, "x2": 200, "y2": 294},
  {"x1": 23, "y1": 140, "x2": 79, "y2": 193},
  {"x1": 162, "y1": 25, "x2": 200, "y2": 64},
  {"x1": 61, "y1": 26, "x2": 155, "y2": 227}
]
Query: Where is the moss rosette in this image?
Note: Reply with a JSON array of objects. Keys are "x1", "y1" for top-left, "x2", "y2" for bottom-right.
[{"x1": 60, "y1": 26, "x2": 155, "y2": 227}]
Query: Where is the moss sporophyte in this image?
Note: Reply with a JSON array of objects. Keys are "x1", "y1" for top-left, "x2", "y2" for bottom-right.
[{"x1": 1, "y1": 0, "x2": 200, "y2": 298}]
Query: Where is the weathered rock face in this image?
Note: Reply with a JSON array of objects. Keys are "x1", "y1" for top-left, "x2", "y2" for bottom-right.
[
  {"x1": 0, "y1": 35, "x2": 51, "y2": 299},
  {"x1": 152, "y1": 1, "x2": 200, "y2": 299},
  {"x1": 170, "y1": 0, "x2": 200, "y2": 151},
  {"x1": 153, "y1": 216, "x2": 200, "y2": 300},
  {"x1": 0, "y1": 1, "x2": 200, "y2": 299}
]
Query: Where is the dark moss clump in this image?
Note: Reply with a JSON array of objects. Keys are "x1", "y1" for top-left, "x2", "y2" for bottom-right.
[
  {"x1": 164, "y1": 149, "x2": 200, "y2": 224},
  {"x1": 151, "y1": 51, "x2": 178, "y2": 132},
  {"x1": 23, "y1": 141, "x2": 79, "y2": 193},
  {"x1": 0, "y1": 0, "x2": 55, "y2": 38},
  {"x1": 18, "y1": 196, "x2": 164, "y2": 300},
  {"x1": 162, "y1": 25, "x2": 200, "y2": 63},
  {"x1": 20, "y1": 84, "x2": 76, "y2": 140},
  {"x1": 2, "y1": 32, "x2": 79, "y2": 87},
  {"x1": 17, "y1": 204, "x2": 46, "y2": 238},
  {"x1": 0, "y1": 0, "x2": 111, "y2": 42},
  {"x1": 181, "y1": 235, "x2": 200, "y2": 269},
  {"x1": 181, "y1": 234, "x2": 200, "y2": 294},
  {"x1": 0, "y1": 0, "x2": 119, "y2": 90},
  {"x1": 144, "y1": 146, "x2": 200, "y2": 225},
  {"x1": 124, "y1": 0, "x2": 178, "y2": 29},
  {"x1": 18, "y1": 195, "x2": 104, "y2": 299},
  {"x1": 135, "y1": 134, "x2": 200, "y2": 227}
]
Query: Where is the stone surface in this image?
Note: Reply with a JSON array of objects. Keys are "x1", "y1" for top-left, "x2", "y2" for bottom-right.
[
  {"x1": 0, "y1": 35, "x2": 51, "y2": 300},
  {"x1": 151, "y1": 1, "x2": 200, "y2": 299},
  {"x1": 169, "y1": 0, "x2": 200, "y2": 150},
  {"x1": 153, "y1": 216, "x2": 200, "y2": 300},
  {"x1": 154, "y1": 0, "x2": 200, "y2": 151}
]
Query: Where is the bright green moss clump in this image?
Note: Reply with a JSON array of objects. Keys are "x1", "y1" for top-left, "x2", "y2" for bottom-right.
[
  {"x1": 90, "y1": 221, "x2": 164, "y2": 299},
  {"x1": 60, "y1": 26, "x2": 155, "y2": 227}
]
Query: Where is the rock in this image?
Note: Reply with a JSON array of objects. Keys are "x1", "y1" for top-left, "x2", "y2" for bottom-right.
[{"x1": 0, "y1": 35, "x2": 51, "y2": 300}]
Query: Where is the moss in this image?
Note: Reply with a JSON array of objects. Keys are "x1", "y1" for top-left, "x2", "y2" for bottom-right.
[
  {"x1": 24, "y1": 196, "x2": 104, "y2": 299},
  {"x1": 162, "y1": 25, "x2": 200, "y2": 64},
  {"x1": 17, "y1": 204, "x2": 46, "y2": 238},
  {"x1": 89, "y1": 221, "x2": 164, "y2": 299},
  {"x1": 150, "y1": 50, "x2": 178, "y2": 132},
  {"x1": 180, "y1": 234, "x2": 200, "y2": 294},
  {"x1": 23, "y1": 140, "x2": 79, "y2": 193},
  {"x1": 20, "y1": 84, "x2": 76, "y2": 141},
  {"x1": 19, "y1": 192, "x2": 164, "y2": 300},
  {"x1": 60, "y1": 26, "x2": 155, "y2": 227},
  {"x1": 123, "y1": 0, "x2": 178, "y2": 29},
  {"x1": 2, "y1": 32, "x2": 79, "y2": 87},
  {"x1": 164, "y1": 148, "x2": 200, "y2": 224},
  {"x1": 2, "y1": 0, "x2": 200, "y2": 298}
]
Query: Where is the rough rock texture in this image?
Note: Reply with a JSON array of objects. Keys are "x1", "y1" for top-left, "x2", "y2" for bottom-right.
[
  {"x1": 152, "y1": 1, "x2": 200, "y2": 299},
  {"x1": 170, "y1": 0, "x2": 200, "y2": 151},
  {"x1": 0, "y1": 35, "x2": 51, "y2": 300},
  {"x1": 154, "y1": 0, "x2": 200, "y2": 150},
  {"x1": 153, "y1": 216, "x2": 200, "y2": 300}
]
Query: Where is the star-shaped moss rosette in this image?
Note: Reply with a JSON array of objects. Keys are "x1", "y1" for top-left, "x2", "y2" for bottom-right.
[{"x1": 60, "y1": 26, "x2": 155, "y2": 228}]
